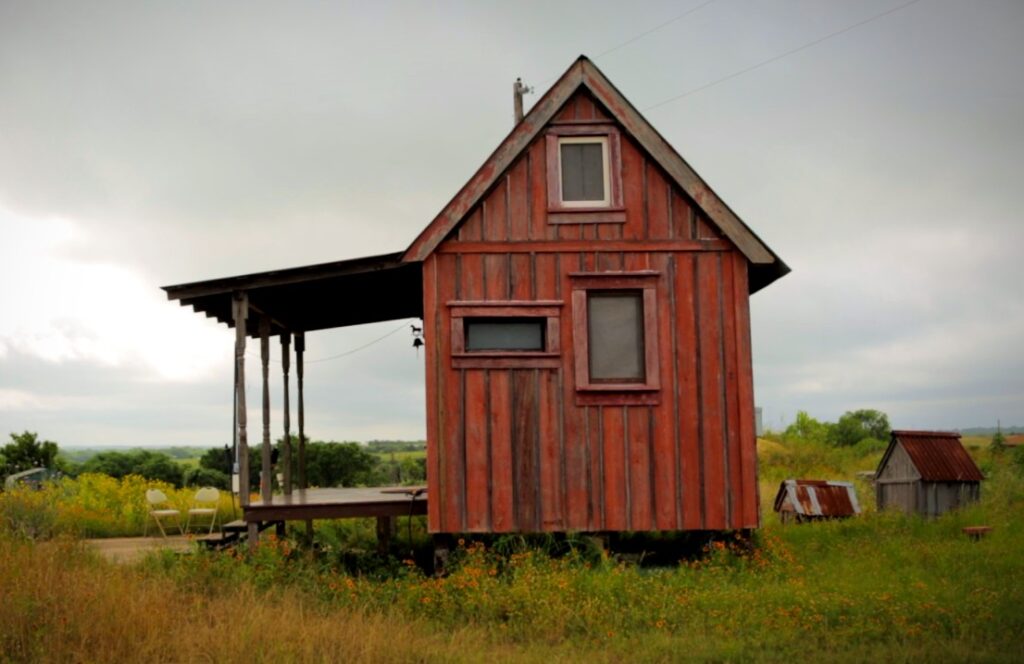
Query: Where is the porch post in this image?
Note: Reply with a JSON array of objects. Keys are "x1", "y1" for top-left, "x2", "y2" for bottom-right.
[
  {"x1": 296, "y1": 331, "x2": 312, "y2": 544},
  {"x1": 296, "y1": 332, "x2": 306, "y2": 490},
  {"x1": 232, "y1": 292, "x2": 249, "y2": 508},
  {"x1": 281, "y1": 332, "x2": 292, "y2": 495},
  {"x1": 260, "y1": 315, "x2": 272, "y2": 503}
]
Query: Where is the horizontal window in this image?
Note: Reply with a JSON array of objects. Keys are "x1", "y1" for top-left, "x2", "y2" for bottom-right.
[
  {"x1": 465, "y1": 318, "x2": 545, "y2": 352},
  {"x1": 448, "y1": 300, "x2": 562, "y2": 369}
]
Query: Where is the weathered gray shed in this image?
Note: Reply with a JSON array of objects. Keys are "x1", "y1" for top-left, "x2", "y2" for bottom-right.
[{"x1": 875, "y1": 431, "x2": 983, "y2": 517}]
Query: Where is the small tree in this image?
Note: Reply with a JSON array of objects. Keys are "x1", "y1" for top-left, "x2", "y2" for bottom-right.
[
  {"x1": 1, "y1": 431, "x2": 61, "y2": 476},
  {"x1": 784, "y1": 411, "x2": 832, "y2": 444},
  {"x1": 990, "y1": 431, "x2": 1008, "y2": 453},
  {"x1": 828, "y1": 409, "x2": 891, "y2": 447}
]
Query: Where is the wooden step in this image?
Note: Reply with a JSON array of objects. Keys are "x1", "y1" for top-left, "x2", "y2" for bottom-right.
[{"x1": 222, "y1": 520, "x2": 248, "y2": 533}]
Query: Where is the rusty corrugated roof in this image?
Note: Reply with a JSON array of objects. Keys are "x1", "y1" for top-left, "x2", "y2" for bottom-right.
[
  {"x1": 890, "y1": 430, "x2": 984, "y2": 482},
  {"x1": 773, "y1": 479, "x2": 861, "y2": 517}
]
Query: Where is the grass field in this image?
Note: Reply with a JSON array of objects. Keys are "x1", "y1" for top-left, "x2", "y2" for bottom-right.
[{"x1": 2, "y1": 437, "x2": 1023, "y2": 662}]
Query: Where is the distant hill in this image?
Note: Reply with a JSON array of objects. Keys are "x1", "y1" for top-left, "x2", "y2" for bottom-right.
[{"x1": 957, "y1": 426, "x2": 1024, "y2": 436}]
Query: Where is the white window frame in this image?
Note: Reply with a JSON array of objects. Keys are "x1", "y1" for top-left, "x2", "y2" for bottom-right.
[{"x1": 557, "y1": 135, "x2": 611, "y2": 208}]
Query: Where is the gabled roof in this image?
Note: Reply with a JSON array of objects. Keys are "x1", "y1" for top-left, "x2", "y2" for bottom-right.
[
  {"x1": 403, "y1": 55, "x2": 789, "y2": 293},
  {"x1": 878, "y1": 431, "x2": 984, "y2": 482}
]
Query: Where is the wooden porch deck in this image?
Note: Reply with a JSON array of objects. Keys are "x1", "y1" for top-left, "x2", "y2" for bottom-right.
[{"x1": 243, "y1": 486, "x2": 427, "y2": 523}]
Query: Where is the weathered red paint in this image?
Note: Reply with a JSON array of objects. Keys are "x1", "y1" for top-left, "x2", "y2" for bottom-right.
[{"x1": 420, "y1": 88, "x2": 766, "y2": 533}]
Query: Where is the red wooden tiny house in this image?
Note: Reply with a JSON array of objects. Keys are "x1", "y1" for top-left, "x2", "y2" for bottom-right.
[
  {"x1": 408, "y1": 57, "x2": 788, "y2": 534},
  {"x1": 163, "y1": 56, "x2": 788, "y2": 545}
]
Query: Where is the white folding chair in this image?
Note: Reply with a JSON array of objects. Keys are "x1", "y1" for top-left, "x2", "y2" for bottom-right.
[
  {"x1": 145, "y1": 488, "x2": 182, "y2": 538},
  {"x1": 185, "y1": 487, "x2": 220, "y2": 535}
]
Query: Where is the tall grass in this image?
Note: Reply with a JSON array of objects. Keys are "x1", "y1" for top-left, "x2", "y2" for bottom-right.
[
  {"x1": 0, "y1": 473, "x2": 236, "y2": 538},
  {"x1": 2, "y1": 441, "x2": 1023, "y2": 661}
]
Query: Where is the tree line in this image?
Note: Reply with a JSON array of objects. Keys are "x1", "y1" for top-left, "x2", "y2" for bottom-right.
[{"x1": 1, "y1": 431, "x2": 425, "y2": 490}]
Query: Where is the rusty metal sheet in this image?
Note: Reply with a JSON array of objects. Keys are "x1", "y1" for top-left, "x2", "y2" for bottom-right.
[
  {"x1": 773, "y1": 479, "x2": 860, "y2": 517},
  {"x1": 891, "y1": 430, "x2": 984, "y2": 482}
]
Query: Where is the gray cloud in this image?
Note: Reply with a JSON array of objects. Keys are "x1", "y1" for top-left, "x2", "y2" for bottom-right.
[{"x1": 1, "y1": 0, "x2": 1022, "y2": 446}]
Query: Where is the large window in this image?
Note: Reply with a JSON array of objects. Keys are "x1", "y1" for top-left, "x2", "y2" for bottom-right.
[
  {"x1": 449, "y1": 301, "x2": 562, "y2": 369},
  {"x1": 587, "y1": 292, "x2": 645, "y2": 382},
  {"x1": 546, "y1": 124, "x2": 624, "y2": 223},
  {"x1": 571, "y1": 272, "x2": 660, "y2": 404}
]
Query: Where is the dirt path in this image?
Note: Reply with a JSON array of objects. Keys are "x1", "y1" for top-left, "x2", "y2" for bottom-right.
[{"x1": 84, "y1": 536, "x2": 194, "y2": 564}]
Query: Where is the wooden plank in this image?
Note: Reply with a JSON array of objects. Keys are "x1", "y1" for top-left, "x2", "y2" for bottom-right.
[
  {"x1": 675, "y1": 255, "x2": 702, "y2": 530},
  {"x1": 602, "y1": 406, "x2": 627, "y2": 531},
  {"x1": 721, "y1": 254, "x2": 743, "y2": 529},
  {"x1": 527, "y1": 138, "x2": 550, "y2": 241},
  {"x1": 437, "y1": 253, "x2": 463, "y2": 532},
  {"x1": 512, "y1": 370, "x2": 540, "y2": 531},
  {"x1": 576, "y1": 92, "x2": 596, "y2": 120},
  {"x1": 697, "y1": 253, "x2": 726, "y2": 529},
  {"x1": 732, "y1": 252, "x2": 759, "y2": 528},
  {"x1": 547, "y1": 211, "x2": 626, "y2": 224},
  {"x1": 464, "y1": 369, "x2": 490, "y2": 531},
  {"x1": 646, "y1": 163, "x2": 671, "y2": 240},
  {"x1": 482, "y1": 177, "x2": 509, "y2": 242},
  {"x1": 671, "y1": 190, "x2": 692, "y2": 240},
  {"x1": 438, "y1": 239, "x2": 730, "y2": 254},
  {"x1": 508, "y1": 157, "x2": 529, "y2": 241},
  {"x1": 460, "y1": 254, "x2": 484, "y2": 300},
  {"x1": 484, "y1": 254, "x2": 509, "y2": 300},
  {"x1": 627, "y1": 406, "x2": 654, "y2": 531},
  {"x1": 558, "y1": 259, "x2": 586, "y2": 530},
  {"x1": 696, "y1": 213, "x2": 720, "y2": 240},
  {"x1": 448, "y1": 303, "x2": 562, "y2": 318},
  {"x1": 452, "y1": 356, "x2": 561, "y2": 370},
  {"x1": 510, "y1": 253, "x2": 532, "y2": 300},
  {"x1": 259, "y1": 316, "x2": 272, "y2": 503},
  {"x1": 458, "y1": 207, "x2": 483, "y2": 242},
  {"x1": 620, "y1": 137, "x2": 645, "y2": 240},
  {"x1": 490, "y1": 371, "x2": 514, "y2": 531},
  {"x1": 232, "y1": 293, "x2": 249, "y2": 507},
  {"x1": 651, "y1": 253, "x2": 678, "y2": 530},
  {"x1": 422, "y1": 257, "x2": 441, "y2": 532},
  {"x1": 538, "y1": 367, "x2": 562, "y2": 530},
  {"x1": 588, "y1": 406, "x2": 603, "y2": 529},
  {"x1": 553, "y1": 94, "x2": 579, "y2": 123}
]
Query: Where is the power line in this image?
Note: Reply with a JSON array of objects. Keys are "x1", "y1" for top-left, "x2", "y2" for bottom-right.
[
  {"x1": 642, "y1": 0, "x2": 923, "y2": 112},
  {"x1": 304, "y1": 319, "x2": 415, "y2": 364},
  {"x1": 593, "y1": 0, "x2": 720, "y2": 60},
  {"x1": 537, "y1": 0, "x2": 721, "y2": 86}
]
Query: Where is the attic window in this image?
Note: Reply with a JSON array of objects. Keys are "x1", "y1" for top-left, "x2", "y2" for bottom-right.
[
  {"x1": 546, "y1": 125, "x2": 624, "y2": 222},
  {"x1": 559, "y1": 137, "x2": 609, "y2": 206}
]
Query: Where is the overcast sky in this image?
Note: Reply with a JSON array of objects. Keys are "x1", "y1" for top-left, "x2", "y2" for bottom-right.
[{"x1": 1, "y1": 0, "x2": 1021, "y2": 447}]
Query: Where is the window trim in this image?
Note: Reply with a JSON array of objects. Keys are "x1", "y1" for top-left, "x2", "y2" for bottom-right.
[
  {"x1": 570, "y1": 272, "x2": 660, "y2": 404},
  {"x1": 546, "y1": 124, "x2": 624, "y2": 223},
  {"x1": 449, "y1": 300, "x2": 562, "y2": 369},
  {"x1": 556, "y1": 136, "x2": 611, "y2": 208}
]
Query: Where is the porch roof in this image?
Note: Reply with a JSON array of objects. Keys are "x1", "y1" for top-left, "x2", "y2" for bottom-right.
[{"x1": 162, "y1": 251, "x2": 423, "y2": 337}]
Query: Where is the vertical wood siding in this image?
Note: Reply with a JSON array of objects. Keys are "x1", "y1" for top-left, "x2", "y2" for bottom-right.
[{"x1": 424, "y1": 91, "x2": 758, "y2": 533}]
